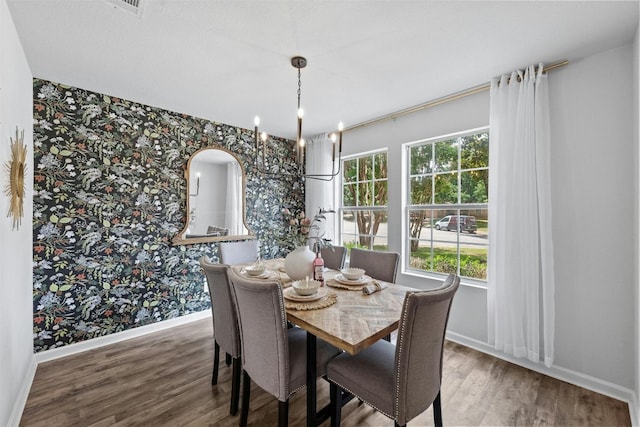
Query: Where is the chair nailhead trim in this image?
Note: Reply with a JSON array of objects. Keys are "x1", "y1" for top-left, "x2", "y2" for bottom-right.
[
  {"x1": 394, "y1": 293, "x2": 413, "y2": 422},
  {"x1": 328, "y1": 379, "x2": 394, "y2": 420},
  {"x1": 278, "y1": 290, "x2": 291, "y2": 399},
  {"x1": 289, "y1": 384, "x2": 305, "y2": 398}
]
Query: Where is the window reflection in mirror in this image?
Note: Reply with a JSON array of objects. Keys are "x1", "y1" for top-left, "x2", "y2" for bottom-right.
[{"x1": 173, "y1": 147, "x2": 253, "y2": 245}]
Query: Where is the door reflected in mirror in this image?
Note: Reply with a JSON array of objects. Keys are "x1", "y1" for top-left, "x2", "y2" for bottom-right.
[{"x1": 173, "y1": 147, "x2": 253, "y2": 245}]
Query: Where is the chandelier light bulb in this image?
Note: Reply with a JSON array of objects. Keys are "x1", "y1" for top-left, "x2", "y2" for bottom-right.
[
  {"x1": 261, "y1": 132, "x2": 267, "y2": 142},
  {"x1": 330, "y1": 133, "x2": 337, "y2": 142},
  {"x1": 299, "y1": 138, "x2": 306, "y2": 147},
  {"x1": 298, "y1": 108, "x2": 304, "y2": 119},
  {"x1": 338, "y1": 122, "x2": 344, "y2": 131},
  {"x1": 254, "y1": 116, "x2": 260, "y2": 127}
]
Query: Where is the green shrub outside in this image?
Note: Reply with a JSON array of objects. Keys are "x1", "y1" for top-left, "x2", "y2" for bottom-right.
[
  {"x1": 343, "y1": 240, "x2": 487, "y2": 280},
  {"x1": 409, "y1": 247, "x2": 487, "y2": 280}
]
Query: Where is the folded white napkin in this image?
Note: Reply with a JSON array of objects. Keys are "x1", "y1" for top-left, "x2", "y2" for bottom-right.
[{"x1": 362, "y1": 280, "x2": 388, "y2": 295}]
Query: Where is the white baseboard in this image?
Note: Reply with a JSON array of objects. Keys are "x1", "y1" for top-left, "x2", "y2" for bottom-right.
[
  {"x1": 35, "y1": 310, "x2": 211, "y2": 364},
  {"x1": 446, "y1": 332, "x2": 637, "y2": 424},
  {"x1": 628, "y1": 391, "x2": 639, "y2": 427},
  {"x1": 7, "y1": 357, "x2": 37, "y2": 427}
]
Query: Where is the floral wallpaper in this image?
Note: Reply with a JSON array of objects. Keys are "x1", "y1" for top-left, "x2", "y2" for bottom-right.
[{"x1": 32, "y1": 79, "x2": 304, "y2": 352}]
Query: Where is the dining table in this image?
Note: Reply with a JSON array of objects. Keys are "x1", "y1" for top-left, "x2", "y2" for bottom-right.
[{"x1": 230, "y1": 258, "x2": 418, "y2": 427}]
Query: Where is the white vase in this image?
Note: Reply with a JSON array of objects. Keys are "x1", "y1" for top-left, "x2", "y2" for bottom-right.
[{"x1": 284, "y1": 245, "x2": 315, "y2": 281}]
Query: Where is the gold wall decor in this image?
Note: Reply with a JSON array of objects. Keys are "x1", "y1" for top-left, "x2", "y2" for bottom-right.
[{"x1": 4, "y1": 127, "x2": 26, "y2": 230}]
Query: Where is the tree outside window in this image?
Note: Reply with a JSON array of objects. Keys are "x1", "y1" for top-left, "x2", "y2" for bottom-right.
[
  {"x1": 340, "y1": 151, "x2": 388, "y2": 251},
  {"x1": 407, "y1": 129, "x2": 489, "y2": 281}
]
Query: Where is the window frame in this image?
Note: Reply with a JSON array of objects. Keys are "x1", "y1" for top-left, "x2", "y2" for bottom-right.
[
  {"x1": 404, "y1": 126, "x2": 489, "y2": 285},
  {"x1": 338, "y1": 149, "x2": 389, "y2": 252}
]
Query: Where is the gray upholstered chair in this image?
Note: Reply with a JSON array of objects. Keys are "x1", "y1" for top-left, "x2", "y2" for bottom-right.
[
  {"x1": 321, "y1": 245, "x2": 346, "y2": 270},
  {"x1": 199, "y1": 257, "x2": 242, "y2": 415},
  {"x1": 327, "y1": 274, "x2": 460, "y2": 427},
  {"x1": 348, "y1": 248, "x2": 400, "y2": 283},
  {"x1": 230, "y1": 274, "x2": 342, "y2": 427},
  {"x1": 219, "y1": 239, "x2": 259, "y2": 265}
]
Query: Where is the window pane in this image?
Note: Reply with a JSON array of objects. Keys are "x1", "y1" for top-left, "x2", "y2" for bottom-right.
[
  {"x1": 343, "y1": 159, "x2": 357, "y2": 183},
  {"x1": 434, "y1": 139, "x2": 458, "y2": 172},
  {"x1": 354, "y1": 210, "x2": 374, "y2": 249},
  {"x1": 410, "y1": 176, "x2": 432, "y2": 204},
  {"x1": 360, "y1": 156, "x2": 373, "y2": 181},
  {"x1": 408, "y1": 243, "x2": 428, "y2": 269},
  {"x1": 432, "y1": 240, "x2": 459, "y2": 275},
  {"x1": 472, "y1": 208, "x2": 489, "y2": 236},
  {"x1": 374, "y1": 180, "x2": 388, "y2": 206},
  {"x1": 410, "y1": 145, "x2": 433, "y2": 175},
  {"x1": 343, "y1": 183, "x2": 356, "y2": 207},
  {"x1": 460, "y1": 131, "x2": 489, "y2": 170},
  {"x1": 459, "y1": 208, "x2": 488, "y2": 280},
  {"x1": 340, "y1": 209, "x2": 358, "y2": 247},
  {"x1": 341, "y1": 210, "x2": 357, "y2": 232},
  {"x1": 357, "y1": 181, "x2": 372, "y2": 206},
  {"x1": 372, "y1": 211, "x2": 388, "y2": 250},
  {"x1": 374, "y1": 152, "x2": 388, "y2": 179},
  {"x1": 408, "y1": 207, "x2": 430, "y2": 253},
  {"x1": 434, "y1": 172, "x2": 457, "y2": 204},
  {"x1": 461, "y1": 169, "x2": 488, "y2": 203}
]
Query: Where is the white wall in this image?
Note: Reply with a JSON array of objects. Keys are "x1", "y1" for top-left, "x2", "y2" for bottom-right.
[
  {"x1": 343, "y1": 43, "x2": 636, "y2": 401},
  {"x1": 0, "y1": 0, "x2": 34, "y2": 425},
  {"x1": 551, "y1": 45, "x2": 634, "y2": 391}
]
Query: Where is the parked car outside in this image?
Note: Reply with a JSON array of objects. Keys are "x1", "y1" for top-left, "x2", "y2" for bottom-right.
[{"x1": 434, "y1": 215, "x2": 477, "y2": 233}]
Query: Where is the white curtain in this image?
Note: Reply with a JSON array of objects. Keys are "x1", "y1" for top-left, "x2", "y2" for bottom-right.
[
  {"x1": 487, "y1": 64, "x2": 555, "y2": 368},
  {"x1": 225, "y1": 161, "x2": 242, "y2": 235},
  {"x1": 305, "y1": 133, "x2": 337, "y2": 242}
]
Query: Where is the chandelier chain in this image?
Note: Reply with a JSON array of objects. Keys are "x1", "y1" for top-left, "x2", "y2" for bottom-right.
[{"x1": 297, "y1": 68, "x2": 302, "y2": 110}]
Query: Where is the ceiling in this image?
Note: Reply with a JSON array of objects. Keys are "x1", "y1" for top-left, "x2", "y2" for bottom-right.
[{"x1": 7, "y1": 0, "x2": 640, "y2": 140}]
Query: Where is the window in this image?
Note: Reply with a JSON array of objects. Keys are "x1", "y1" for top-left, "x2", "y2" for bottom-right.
[
  {"x1": 406, "y1": 128, "x2": 489, "y2": 281},
  {"x1": 339, "y1": 151, "x2": 388, "y2": 251}
]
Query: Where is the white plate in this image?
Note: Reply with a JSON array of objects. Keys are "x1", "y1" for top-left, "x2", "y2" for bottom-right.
[
  {"x1": 283, "y1": 286, "x2": 327, "y2": 302},
  {"x1": 241, "y1": 269, "x2": 277, "y2": 280},
  {"x1": 333, "y1": 274, "x2": 372, "y2": 286}
]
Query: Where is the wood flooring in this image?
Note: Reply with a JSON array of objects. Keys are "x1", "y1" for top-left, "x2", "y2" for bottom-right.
[{"x1": 20, "y1": 318, "x2": 631, "y2": 426}]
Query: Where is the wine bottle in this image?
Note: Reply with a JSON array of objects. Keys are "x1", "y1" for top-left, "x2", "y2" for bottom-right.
[{"x1": 313, "y1": 245, "x2": 325, "y2": 286}]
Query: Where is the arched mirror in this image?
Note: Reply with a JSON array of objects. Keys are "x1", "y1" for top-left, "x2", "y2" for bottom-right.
[{"x1": 173, "y1": 147, "x2": 254, "y2": 245}]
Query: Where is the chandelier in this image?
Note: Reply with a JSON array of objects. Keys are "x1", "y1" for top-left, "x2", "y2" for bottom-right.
[{"x1": 254, "y1": 56, "x2": 343, "y2": 181}]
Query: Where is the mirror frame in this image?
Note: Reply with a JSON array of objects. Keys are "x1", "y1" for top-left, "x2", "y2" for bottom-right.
[{"x1": 172, "y1": 146, "x2": 255, "y2": 245}]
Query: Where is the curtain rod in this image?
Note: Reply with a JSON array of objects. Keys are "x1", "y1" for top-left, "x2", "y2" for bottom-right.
[{"x1": 343, "y1": 59, "x2": 569, "y2": 133}]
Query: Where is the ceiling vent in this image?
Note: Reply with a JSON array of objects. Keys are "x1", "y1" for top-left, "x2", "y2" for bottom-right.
[{"x1": 104, "y1": 0, "x2": 146, "y2": 18}]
